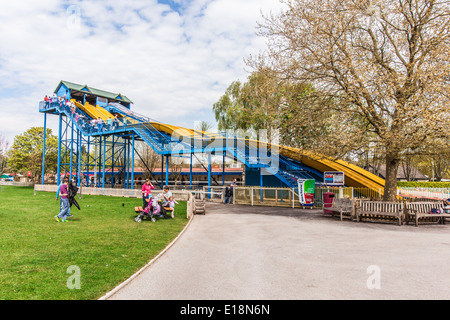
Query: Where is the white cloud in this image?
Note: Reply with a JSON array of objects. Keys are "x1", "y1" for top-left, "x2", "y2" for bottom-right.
[{"x1": 0, "y1": 0, "x2": 283, "y2": 144}]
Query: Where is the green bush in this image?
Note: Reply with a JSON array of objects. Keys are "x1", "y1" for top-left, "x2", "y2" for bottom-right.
[{"x1": 397, "y1": 181, "x2": 450, "y2": 188}]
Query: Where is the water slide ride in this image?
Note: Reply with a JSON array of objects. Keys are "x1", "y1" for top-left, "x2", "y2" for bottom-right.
[
  {"x1": 108, "y1": 105, "x2": 386, "y2": 194},
  {"x1": 53, "y1": 99, "x2": 386, "y2": 194}
]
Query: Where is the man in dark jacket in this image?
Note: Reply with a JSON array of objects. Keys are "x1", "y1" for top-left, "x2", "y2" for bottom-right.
[{"x1": 68, "y1": 180, "x2": 80, "y2": 211}]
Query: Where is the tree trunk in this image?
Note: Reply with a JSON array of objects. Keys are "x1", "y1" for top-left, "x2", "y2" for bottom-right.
[{"x1": 383, "y1": 155, "x2": 400, "y2": 201}]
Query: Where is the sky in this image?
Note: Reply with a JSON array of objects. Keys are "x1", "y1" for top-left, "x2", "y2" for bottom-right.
[{"x1": 0, "y1": 0, "x2": 284, "y2": 145}]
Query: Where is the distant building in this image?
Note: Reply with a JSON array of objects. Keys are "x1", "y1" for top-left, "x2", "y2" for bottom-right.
[{"x1": 365, "y1": 164, "x2": 428, "y2": 181}]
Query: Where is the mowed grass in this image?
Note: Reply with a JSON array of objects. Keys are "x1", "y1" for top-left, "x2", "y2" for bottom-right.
[{"x1": 0, "y1": 186, "x2": 188, "y2": 300}]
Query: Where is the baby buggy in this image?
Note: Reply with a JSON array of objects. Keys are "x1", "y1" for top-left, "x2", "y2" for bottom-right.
[{"x1": 134, "y1": 198, "x2": 169, "y2": 223}]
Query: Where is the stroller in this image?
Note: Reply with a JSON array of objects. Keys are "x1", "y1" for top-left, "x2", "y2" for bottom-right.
[{"x1": 134, "y1": 198, "x2": 169, "y2": 223}]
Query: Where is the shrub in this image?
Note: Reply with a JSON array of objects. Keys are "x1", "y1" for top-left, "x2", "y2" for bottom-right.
[{"x1": 397, "y1": 181, "x2": 450, "y2": 188}]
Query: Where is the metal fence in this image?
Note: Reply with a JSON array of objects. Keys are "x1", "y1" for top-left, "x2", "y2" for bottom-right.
[
  {"x1": 202, "y1": 186, "x2": 383, "y2": 209},
  {"x1": 397, "y1": 187, "x2": 450, "y2": 201}
]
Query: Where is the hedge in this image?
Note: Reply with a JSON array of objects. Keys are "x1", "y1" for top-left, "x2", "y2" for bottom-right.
[{"x1": 397, "y1": 181, "x2": 450, "y2": 188}]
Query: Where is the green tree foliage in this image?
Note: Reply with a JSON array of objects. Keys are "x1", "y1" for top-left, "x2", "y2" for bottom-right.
[
  {"x1": 214, "y1": 71, "x2": 281, "y2": 132},
  {"x1": 8, "y1": 127, "x2": 58, "y2": 181},
  {"x1": 246, "y1": 0, "x2": 449, "y2": 200},
  {"x1": 213, "y1": 71, "x2": 365, "y2": 157}
]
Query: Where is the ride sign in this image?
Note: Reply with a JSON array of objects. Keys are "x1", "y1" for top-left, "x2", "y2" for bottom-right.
[
  {"x1": 298, "y1": 179, "x2": 315, "y2": 207},
  {"x1": 324, "y1": 172, "x2": 345, "y2": 186}
]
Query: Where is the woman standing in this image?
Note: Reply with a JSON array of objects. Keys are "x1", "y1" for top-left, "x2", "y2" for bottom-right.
[{"x1": 142, "y1": 179, "x2": 155, "y2": 209}]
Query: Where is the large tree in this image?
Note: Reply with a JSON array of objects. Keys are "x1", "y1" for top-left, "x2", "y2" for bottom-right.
[
  {"x1": 8, "y1": 127, "x2": 58, "y2": 182},
  {"x1": 247, "y1": 0, "x2": 450, "y2": 200},
  {"x1": 213, "y1": 71, "x2": 280, "y2": 132},
  {"x1": 213, "y1": 71, "x2": 321, "y2": 141}
]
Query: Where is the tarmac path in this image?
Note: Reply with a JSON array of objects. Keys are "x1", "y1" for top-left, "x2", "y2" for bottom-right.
[{"x1": 105, "y1": 203, "x2": 450, "y2": 300}]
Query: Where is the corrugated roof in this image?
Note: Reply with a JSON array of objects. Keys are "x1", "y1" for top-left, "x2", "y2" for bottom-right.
[{"x1": 54, "y1": 80, "x2": 133, "y2": 104}]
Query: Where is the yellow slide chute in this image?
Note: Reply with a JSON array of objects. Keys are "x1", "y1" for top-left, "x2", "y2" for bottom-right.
[
  {"x1": 95, "y1": 104, "x2": 114, "y2": 120},
  {"x1": 145, "y1": 122, "x2": 385, "y2": 194},
  {"x1": 72, "y1": 100, "x2": 115, "y2": 121},
  {"x1": 70, "y1": 100, "x2": 385, "y2": 194}
]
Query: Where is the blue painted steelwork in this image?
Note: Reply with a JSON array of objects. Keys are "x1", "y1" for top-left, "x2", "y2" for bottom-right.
[
  {"x1": 39, "y1": 84, "x2": 323, "y2": 190},
  {"x1": 57, "y1": 113, "x2": 62, "y2": 186},
  {"x1": 41, "y1": 113, "x2": 47, "y2": 185},
  {"x1": 131, "y1": 135, "x2": 135, "y2": 190},
  {"x1": 165, "y1": 155, "x2": 169, "y2": 186}
]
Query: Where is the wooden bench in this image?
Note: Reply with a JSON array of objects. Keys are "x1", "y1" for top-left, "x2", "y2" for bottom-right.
[
  {"x1": 323, "y1": 198, "x2": 355, "y2": 221},
  {"x1": 356, "y1": 201, "x2": 403, "y2": 226},
  {"x1": 405, "y1": 202, "x2": 450, "y2": 227},
  {"x1": 135, "y1": 206, "x2": 174, "y2": 213}
]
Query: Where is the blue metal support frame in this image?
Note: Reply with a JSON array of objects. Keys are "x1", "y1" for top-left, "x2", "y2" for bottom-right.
[
  {"x1": 111, "y1": 135, "x2": 115, "y2": 188},
  {"x1": 69, "y1": 123, "x2": 74, "y2": 181},
  {"x1": 161, "y1": 155, "x2": 164, "y2": 189},
  {"x1": 57, "y1": 113, "x2": 62, "y2": 186},
  {"x1": 208, "y1": 153, "x2": 212, "y2": 199},
  {"x1": 222, "y1": 151, "x2": 225, "y2": 186},
  {"x1": 102, "y1": 135, "x2": 106, "y2": 189},
  {"x1": 123, "y1": 139, "x2": 127, "y2": 189},
  {"x1": 126, "y1": 139, "x2": 130, "y2": 189},
  {"x1": 86, "y1": 136, "x2": 90, "y2": 187},
  {"x1": 41, "y1": 113, "x2": 47, "y2": 185},
  {"x1": 78, "y1": 129, "x2": 82, "y2": 187},
  {"x1": 165, "y1": 155, "x2": 169, "y2": 187},
  {"x1": 189, "y1": 151, "x2": 193, "y2": 190},
  {"x1": 40, "y1": 88, "x2": 328, "y2": 191},
  {"x1": 131, "y1": 135, "x2": 135, "y2": 190},
  {"x1": 260, "y1": 169, "x2": 264, "y2": 202}
]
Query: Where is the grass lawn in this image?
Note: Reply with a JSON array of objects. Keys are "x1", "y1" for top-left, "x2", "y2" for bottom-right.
[{"x1": 0, "y1": 186, "x2": 189, "y2": 300}]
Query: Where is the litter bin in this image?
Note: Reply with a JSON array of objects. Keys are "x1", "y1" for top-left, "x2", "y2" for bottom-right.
[{"x1": 323, "y1": 192, "x2": 335, "y2": 215}]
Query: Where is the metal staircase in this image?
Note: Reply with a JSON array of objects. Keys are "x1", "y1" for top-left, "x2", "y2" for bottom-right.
[
  {"x1": 222, "y1": 134, "x2": 319, "y2": 188},
  {"x1": 132, "y1": 124, "x2": 170, "y2": 154}
]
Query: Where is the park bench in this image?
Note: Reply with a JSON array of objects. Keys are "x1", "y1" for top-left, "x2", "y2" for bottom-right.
[
  {"x1": 134, "y1": 205, "x2": 174, "y2": 214},
  {"x1": 323, "y1": 198, "x2": 355, "y2": 221},
  {"x1": 356, "y1": 201, "x2": 403, "y2": 226},
  {"x1": 405, "y1": 202, "x2": 450, "y2": 227}
]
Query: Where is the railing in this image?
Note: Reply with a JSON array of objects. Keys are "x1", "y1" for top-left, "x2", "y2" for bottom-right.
[
  {"x1": 40, "y1": 100, "x2": 191, "y2": 154},
  {"x1": 397, "y1": 187, "x2": 450, "y2": 201},
  {"x1": 41, "y1": 99, "x2": 309, "y2": 185},
  {"x1": 40, "y1": 99, "x2": 133, "y2": 135},
  {"x1": 108, "y1": 102, "x2": 160, "y2": 124},
  {"x1": 202, "y1": 186, "x2": 383, "y2": 209},
  {"x1": 315, "y1": 187, "x2": 383, "y2": 207}
]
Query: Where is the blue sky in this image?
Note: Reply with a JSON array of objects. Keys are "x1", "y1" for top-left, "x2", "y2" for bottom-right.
[
  {"x1": 0, "y1": 0, "x2": 283, "y2": 145},
  {"x1": 157, "y1": 0, "x2": 185, "y2": 12}
]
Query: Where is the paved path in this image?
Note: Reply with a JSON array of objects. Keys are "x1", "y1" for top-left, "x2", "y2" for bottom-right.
[{"x1": 107, "y1": 203, "x2": 450, "y2": 300}]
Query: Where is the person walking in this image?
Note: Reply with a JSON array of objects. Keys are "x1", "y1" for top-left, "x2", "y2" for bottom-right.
[
  {"x1": 229, "y1": 179, "x2": 237, "y2": 204},
  {"x1": 55, "y1": 178, "x2": 70, "y2": 222},
  {"x1": 224, "y1": 186, "x2": 231, "y2": 204},
  {"x1": 68, "y1": 179, "x2": 80, "y2": 214}
]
